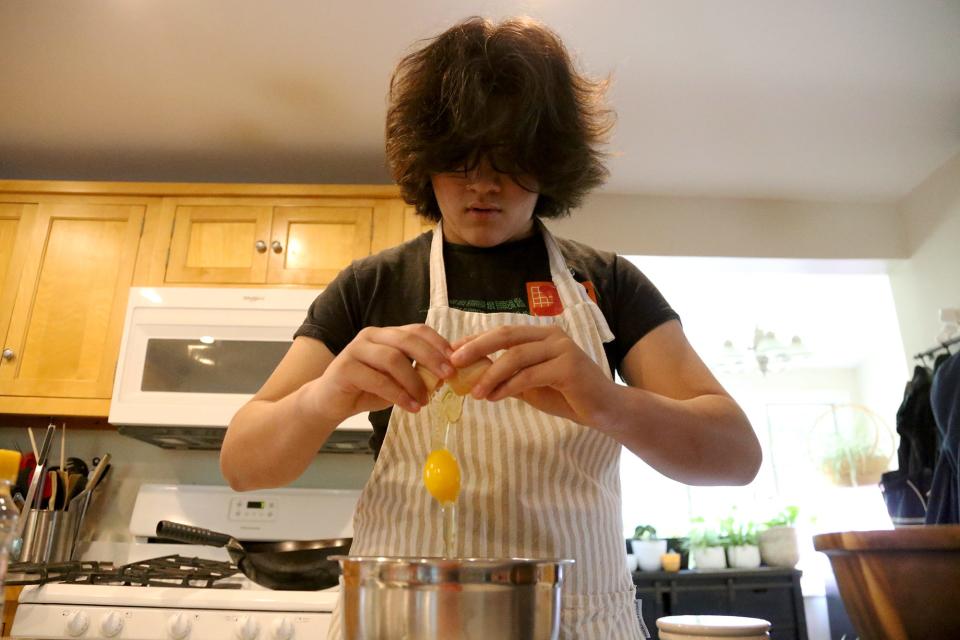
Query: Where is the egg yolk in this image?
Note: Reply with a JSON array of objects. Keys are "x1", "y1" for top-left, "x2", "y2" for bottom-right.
[{"x1": 422, "y1": 448, "x2": 461, "y2": 504}]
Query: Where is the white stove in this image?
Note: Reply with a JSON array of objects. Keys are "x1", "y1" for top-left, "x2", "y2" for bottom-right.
[{"x1": 10, "y1": 484, "x2": 360, "y2": 640}]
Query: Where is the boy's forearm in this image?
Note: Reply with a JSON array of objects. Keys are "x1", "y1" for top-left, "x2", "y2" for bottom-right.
[
  {"x1": 220, "y1": 384, "x2": 340, "y2": 491},
  {"x1": 596, "y1": 384, "x2": 762, "y2": 486}
]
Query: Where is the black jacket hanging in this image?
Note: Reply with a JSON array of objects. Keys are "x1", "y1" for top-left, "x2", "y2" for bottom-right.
[
  {"x1": 881, "y1": 364, "x2": 941, "y2": 525},
  {"x1": 926, "y1": 351, "x2": 960, "y2": 524}
]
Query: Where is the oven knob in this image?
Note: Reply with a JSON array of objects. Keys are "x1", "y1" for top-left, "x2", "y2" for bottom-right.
[
  {"x1": 167, "y1": 612, "x2": 192, "y2": 639},
  {"x1": 235, "y1": 615, "x2": 261, "y2": 640},
  {"x1": 100, "y1": 611, "x2": 125, "y2": 637},
  {"x1": 271, "y1": 617, "x2": 295, "y2": 640},
  {"x1": 65, "y1": 610, "x2": 90, "y2": 636}
]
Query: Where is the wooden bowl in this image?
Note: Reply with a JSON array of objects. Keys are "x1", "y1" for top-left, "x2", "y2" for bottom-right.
[{"x1": 813, "y1": 526, "x2": 960, "y2": 640}]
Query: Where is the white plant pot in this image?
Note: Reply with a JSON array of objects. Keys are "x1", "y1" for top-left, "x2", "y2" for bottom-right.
[
  {"x1": 726, "y1": 544, "x2": 762, "y2": 569},
  {"x1": 630, "y1": 539, "x2": 668, "y2": 571},
  {"x1": 758, "y1": 526, "x2": 800, "y2": 567},
  {"x1": 691, "y1": 546, "x2": 727, "y2": 569},
  {"x1": 625, "y1": 554, "x2": 639, "y2": 572}
]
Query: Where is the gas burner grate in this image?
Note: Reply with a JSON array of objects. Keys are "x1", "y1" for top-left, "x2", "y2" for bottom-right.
[
  {"x1": 6, "y1": 560, "x2": 111, "y2": 585},
  {"x1": 113, "y1": 555, "x2": 241, "y2": 588},
  {"x1": 8, "y1": 555, "x2": 242, "y2": 588}
]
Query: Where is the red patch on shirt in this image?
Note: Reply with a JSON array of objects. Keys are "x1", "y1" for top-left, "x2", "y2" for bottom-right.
[{"x1": 525, "y1": 281, "x2": 597, "y2": 316}]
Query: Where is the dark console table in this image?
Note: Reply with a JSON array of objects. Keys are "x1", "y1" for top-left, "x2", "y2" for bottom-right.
[{"x1": 633, "y1": 567, "x2": 807, "y2": 640}]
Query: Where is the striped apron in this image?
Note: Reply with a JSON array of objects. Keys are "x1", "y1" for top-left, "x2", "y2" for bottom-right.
[{"x1": 327, "y1": 220, "x2": 643, "y2": 639}]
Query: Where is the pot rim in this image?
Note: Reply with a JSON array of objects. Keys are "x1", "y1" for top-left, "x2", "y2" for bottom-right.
[
  {"x1": 332, "y1": 556, "x2": 574, "y2": 564},
  {"x1": 332, "y1": 556, "x2": 575, "y2": 586}
]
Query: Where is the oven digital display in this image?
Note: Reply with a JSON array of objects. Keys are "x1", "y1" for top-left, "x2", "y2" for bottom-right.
[{"x1": 247, "y1": 501, "x2": 266, "y2": 509}]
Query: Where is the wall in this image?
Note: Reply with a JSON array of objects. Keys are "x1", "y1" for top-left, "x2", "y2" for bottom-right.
[
  {"x1": 888, "y1": 151, "x2": 960, "y2": 359},
  {"x1": 546, "y1": 193, "x2": 905, "y2": 259}
]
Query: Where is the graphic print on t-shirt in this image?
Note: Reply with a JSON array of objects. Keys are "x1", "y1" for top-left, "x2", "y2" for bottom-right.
[
  {"x1": 525, "y1": 280, "x2": 598, "y2": 317},
  {"x1": 447, "y1": 297, "x2": 529, "y2": 313}
]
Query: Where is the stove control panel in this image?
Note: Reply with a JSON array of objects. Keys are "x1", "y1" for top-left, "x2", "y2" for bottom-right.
[
  {"x1": 228, "y1": 497, "x2": 278, "y2": 523},
  {"x1": 12, "y1": 605, "x2": 330, "y2": 640}
]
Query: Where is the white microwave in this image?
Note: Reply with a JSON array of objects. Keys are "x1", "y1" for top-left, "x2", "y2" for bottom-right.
[{"x1": 109, "y1": 287, "x2": 372, "y2": 453}]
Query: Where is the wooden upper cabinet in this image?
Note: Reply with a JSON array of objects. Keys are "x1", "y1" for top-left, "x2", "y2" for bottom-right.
[
  {"x1": 403, "y1": 205, "x2": 435, "y2": 242},
  {"x1": 164, "y1": 197, "x2": 387, "y2": 286},
  {"x1": 268, "y1": 205, "x2": 372, "y2": 285},
  {"x1": 165, "y1": 202, "x2": 273, "y2": 283},
  {"x1": 0, "y1": 199, "x2": 146, "y2": 399},
  {"x1": 0, "y1": 202, "x2": 37, "y2": 359}
]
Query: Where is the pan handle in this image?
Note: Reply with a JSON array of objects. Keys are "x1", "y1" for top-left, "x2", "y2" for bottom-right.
[{"x1": 156, "y1": 520, "x2": 233, "y2": 548}]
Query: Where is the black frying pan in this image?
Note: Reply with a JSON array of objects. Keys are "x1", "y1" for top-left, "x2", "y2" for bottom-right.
[{"x1": 156, "y1": 520, "x2": 351, "y2": 591}]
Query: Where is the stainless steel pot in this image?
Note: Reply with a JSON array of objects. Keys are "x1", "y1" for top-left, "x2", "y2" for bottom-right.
[{"x1": 333, "y1": 556, "x2": 574, "y2": 640}]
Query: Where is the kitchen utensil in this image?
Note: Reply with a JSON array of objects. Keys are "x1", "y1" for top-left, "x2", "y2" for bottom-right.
[
  {"x1": 64, "y1": 456, "x2": 88, "y2": 478},
  {"x1": 156, "y1": 520, "x2": 351, "y2": 590},
  {"x1": 59, "y1": 423, "x2": 65, "y2": 478},
  {"x1": 15, "y1": 451, "x2": 35, "y2": 499},
  {"x1": 333, "y1": 556, "x2": 574, "y2": 640},
  {"x1": 27, "y1": 427, "x2": 38, "y2": 459},
  {"x1": 13, "y1": 423, "x2": 55, "y2": 551},
  {"x1": 58, "y1": 423, "x2": 69, "y2": 508},
  {"x1": 65, "y1": 472, "x2": 86, "y2": 505},
  {"x1": 66, "y1": 453, "x2": 110, "y2": 558},
  {"x1": 46, "y1": 470, "x2": 56, "y2": 511}
]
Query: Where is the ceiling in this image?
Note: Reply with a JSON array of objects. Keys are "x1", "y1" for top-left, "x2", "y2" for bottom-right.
[{"x1": 1, "y1": 1, "x2": 958, "y2": 202}]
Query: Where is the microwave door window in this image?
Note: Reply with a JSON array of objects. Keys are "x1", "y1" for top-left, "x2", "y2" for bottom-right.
[{"x1": 141, "y1": 339, "x2": 291, "y2": 394}]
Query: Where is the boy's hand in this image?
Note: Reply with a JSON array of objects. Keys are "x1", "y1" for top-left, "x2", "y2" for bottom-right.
[
  {"x1": 301, "y1": 324, "x2": 454, "y2": 423},
  {"x1": 449, "y1": 325, "x2": 617, "y2": 428}
]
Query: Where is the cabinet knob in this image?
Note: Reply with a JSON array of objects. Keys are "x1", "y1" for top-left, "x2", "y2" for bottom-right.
[
  {"x1": 1, "y1": 348, "x2": 13, "y2": 361},
  {"x1": 255, "y1": 240, "x2": 268, "y2": 253},
  {"x1": 271, "y1": 240, "x2": 283, "y2": 254}
]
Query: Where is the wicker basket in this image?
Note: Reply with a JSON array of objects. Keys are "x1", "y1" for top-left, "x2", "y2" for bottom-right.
[{"x1": 809, "y1": 404, "x2": 894, "y2": 487}]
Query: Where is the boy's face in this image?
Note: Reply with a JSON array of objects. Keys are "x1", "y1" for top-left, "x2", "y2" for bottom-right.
[{"x1": 431, "y1": 157, "x2": 539, "y2": 248}]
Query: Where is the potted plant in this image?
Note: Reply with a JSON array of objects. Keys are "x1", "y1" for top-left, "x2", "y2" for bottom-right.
[
  {"x1": 630, "y1": 525, "x2": 667, "y2": 571},
  {"x1": 758, "y1": 506, "x2": 800, "y2": 567},
  {"x1": 721, "y1": 515, "x2": 761, "y2": 569},
  {"x1": 687, "y1": 518, "x2": 726, "y2": 570}
]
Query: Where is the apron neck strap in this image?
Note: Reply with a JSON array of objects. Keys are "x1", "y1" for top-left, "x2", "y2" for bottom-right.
[
  {"x1": 428, "y1": 219, "x2": 585, "y2": 309},
  {"x1": 428, "y1": 220, "x2": 449, "y2": 308}
]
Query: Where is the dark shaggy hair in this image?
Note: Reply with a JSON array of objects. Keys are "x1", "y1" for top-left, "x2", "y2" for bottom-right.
[{"x1": 385, "y1": 16, "x2": 614, "y2": 221}]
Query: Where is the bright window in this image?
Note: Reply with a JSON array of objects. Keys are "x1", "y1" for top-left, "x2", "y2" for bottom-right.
[{"x1": 618, "y1": 257, "x2": 906, "y2": 593}]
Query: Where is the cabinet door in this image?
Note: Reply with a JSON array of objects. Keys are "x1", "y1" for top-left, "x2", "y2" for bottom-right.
[
  {"x1": 165, "y1": 202, "x2": 272, "y2": 283},
  {"x1": 0, "y1": 201, "x2": 145, "y2": 398},
  {"x1": 0, "y1": 203, "x2": 37, "y2": 358},
  {"x1": 403, "y1": 206, "x2": 435, "y2": 242},
  {"x1": 267, "y1": 203, "x2": 373, "y2": 285}
]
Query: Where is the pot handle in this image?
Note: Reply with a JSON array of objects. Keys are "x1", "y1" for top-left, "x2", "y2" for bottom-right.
[{"x1": 156, "y1": 520, "x2": 233, "y2": 548}]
